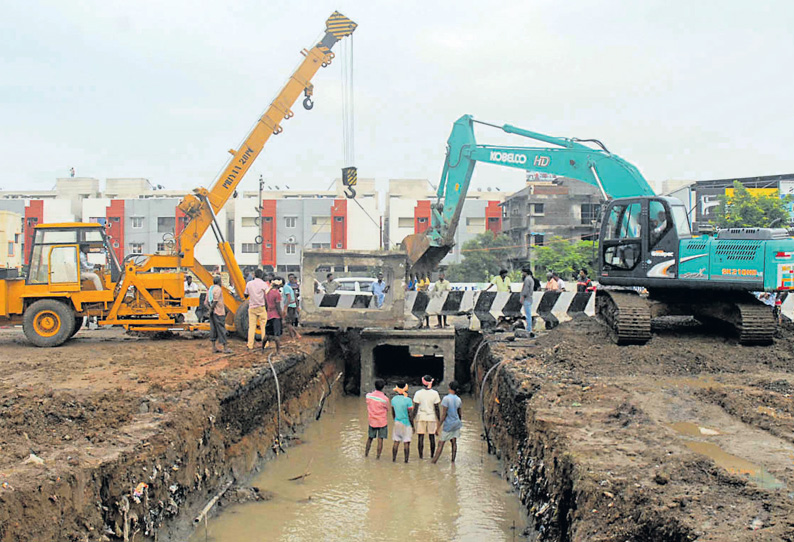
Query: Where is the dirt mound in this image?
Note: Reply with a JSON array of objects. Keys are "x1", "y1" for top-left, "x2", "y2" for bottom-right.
[{"x1": 532, "y1": 316, "x2": 794, "y2": 376}]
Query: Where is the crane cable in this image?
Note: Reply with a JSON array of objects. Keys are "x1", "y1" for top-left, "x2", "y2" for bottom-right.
[{"x1": 340, "y1": 35, "x2": 354, "y2": 168}]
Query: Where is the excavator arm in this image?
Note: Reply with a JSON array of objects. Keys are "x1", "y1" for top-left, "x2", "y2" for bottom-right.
[
  {"x1": 404, "y1": 114, "x2": 655, "y2": 276},
  {"x1": 136, "y1": 12, "x2": 356, "y2": 313}
]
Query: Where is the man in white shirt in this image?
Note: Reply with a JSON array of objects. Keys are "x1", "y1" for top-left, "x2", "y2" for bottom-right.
[
  {"x1": 552, "y1": 273, "x2": 566, "y2": 292},
  {"x1": 184, "y1": 275, "x2": 200, "y2": 322},
  {"x1": 411, "y1": 375, "x2": 441, "y2": 459}
]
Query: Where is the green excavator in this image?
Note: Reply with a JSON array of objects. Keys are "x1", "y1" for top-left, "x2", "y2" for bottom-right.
[{"x1": 403, "y1": 115, "x2": 793, "y2": 344}]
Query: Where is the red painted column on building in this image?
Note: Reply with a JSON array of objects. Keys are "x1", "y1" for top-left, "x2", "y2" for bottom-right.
[
  {"x1": 260, "y1": 200, "x2": 277, "y2": 268},
  {"x1": 23, "y1": 200, "x2": 44, "y2": 265},
  {"x1": 485, "y1": 200, "x2": 503, "y2": 234},
  {"x1": 331, "y1": 199, "x2": 347, "y2": 249},
  {"x1": 414, "y1": 200, "x2": 431, "y2": 234},
  {"x1": 105, "y1": 200, "x2": 125, "y2": 262}
]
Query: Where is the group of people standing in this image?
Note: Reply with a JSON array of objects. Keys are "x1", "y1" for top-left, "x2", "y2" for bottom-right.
[
  {"x1": 365, "y1": 376, "x2": 462, "y2": 464},
  {"x1": 203, "y1": 269, "x2": 301, "y2": 354},
  {"x1": 242, "y1": 269, "x2": 301, "y2": 353}
]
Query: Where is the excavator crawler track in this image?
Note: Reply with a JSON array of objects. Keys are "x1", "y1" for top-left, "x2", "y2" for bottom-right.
[
  {"x1": 596, "y1": 290, "x2": 651, "y2": 345},
  {"x1": 733, "y1": 301, "x2": 776, "y2": 345}
]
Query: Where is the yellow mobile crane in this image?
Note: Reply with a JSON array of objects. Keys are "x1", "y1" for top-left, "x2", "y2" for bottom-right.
[{"x1": 0, "y1": 12, "x2": 357, "y2": 347}]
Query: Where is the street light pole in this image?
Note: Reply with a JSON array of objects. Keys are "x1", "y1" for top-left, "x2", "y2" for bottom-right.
[{"x1": 259, "y1": 174, "x2": 264, "y2": 270}]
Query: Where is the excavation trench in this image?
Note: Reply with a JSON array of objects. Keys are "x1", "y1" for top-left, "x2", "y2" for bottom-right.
[{"x1": 3, "y1": 319, "x2": 793, "y2": 542}]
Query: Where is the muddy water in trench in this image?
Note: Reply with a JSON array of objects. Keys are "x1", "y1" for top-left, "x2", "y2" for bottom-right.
[{"x1": 191, "y1": 396, "x2": 528, "y2": 542}]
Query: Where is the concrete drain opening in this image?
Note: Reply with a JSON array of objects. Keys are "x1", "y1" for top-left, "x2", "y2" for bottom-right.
[
  {"x1": 359, "y1": 329, "x2": 456, "y2": 392},
  {"x1": 373, "y1": 344, "x2": 444, "y2": 386}
]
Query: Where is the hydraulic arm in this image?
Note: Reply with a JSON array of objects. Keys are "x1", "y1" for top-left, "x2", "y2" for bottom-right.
[{"x1": 404, "y1": 114, "x2": 654, "y2": 276}]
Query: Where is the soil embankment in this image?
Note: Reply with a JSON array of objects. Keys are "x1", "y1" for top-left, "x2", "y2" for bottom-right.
[
  {"x1": 0, "y1": 328, "x2": 341, "y2": 542},
  {"x1": 477, "y1": 318, "x2": 794, "y2": 541}
]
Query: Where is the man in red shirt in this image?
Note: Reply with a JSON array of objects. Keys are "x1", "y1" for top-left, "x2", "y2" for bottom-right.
[
  {"x1": 261, "y1": 275, "x2": 283, "y2": 353},
  {"x1": 365, "y1": 379, "x2": 389, "y2": 459}
]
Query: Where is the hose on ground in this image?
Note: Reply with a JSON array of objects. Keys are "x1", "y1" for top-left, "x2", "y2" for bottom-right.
[
  {"x1": 266, "y1": 352, "x2": 285, "y2": 454},
  {"x1": 279, "y1": 344, "x2": 334, "y2": 420},
  {"x1": 472, "y1": 337, "x2": 506, "y2": 455}
]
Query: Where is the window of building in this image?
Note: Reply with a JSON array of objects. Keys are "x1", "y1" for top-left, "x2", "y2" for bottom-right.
[
  {"x1": 531, "y1": 234, "x2": 545, "y2": 247},
  {"x1": 397, "y1": 217, "x2": 414, "y2": 229},
  {"x1": 285, "y1": 216, "x2": 297, "y2": 228},
  {"x1": 334, "y1": 216, "x2": 344, "y2": 222},
  {"x1": 580, "y1": 203, "x2": 601, "y2": 225},
  {"x1": 312, "y1": 243, "x2": 331, "y2": 249},
  {"x1": 8, "y1": 242, "x2": 14, "y2": 256},
  {"x1": 466, "y1": 216, "x2": 486, "y2": 233},
  {"x1": 156, "y1": 243, "x2": 166, "y2": 252},
  {"x1": 131, "y1": 217, "x2": 144, "y2": 229},
  {"x1": 285, "y1": 243, "x2": 296, "y2": 254},
  {"x1": 157, "y1": 216, "x2": 175, "y2": 233},
  {"x1": 89, "y1": 217, "x2": 106, "y2": 226},
  {"x1": 241, "y1": 217, "x2": 259, "y2": 228},
  {"x1": 311, "y1": 216, "x2": 331, "y2": 233},
  {"x1": 242, "y1": 243, "x2": 259, "y2": 253},
  {"x1": 530, "y1": 203, "x2": 545, "y2": 216},
  {"x1": 130, "y1": 243, "x2": 144, "y2": 254}
]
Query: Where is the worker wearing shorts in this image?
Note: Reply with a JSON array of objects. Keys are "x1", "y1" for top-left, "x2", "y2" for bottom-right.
[
  {"x1": 432, "y1": 380, "x2": 463, "y2": 464},
  {"x1": 412, "y1": 375, "x2": 441, "y2": 459},
  {"x1": 365, "y1": 379, "x2": 389, "y2": 459},
  {"x1": 391, "y1": 383, "x2": 414, "y2": 463}
]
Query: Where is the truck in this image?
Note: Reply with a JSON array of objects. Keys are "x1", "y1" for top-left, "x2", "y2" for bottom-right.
[
  {"x1": 404, "y1": 115, "x2": 793, "y2": 344},
  {"x1": 0, "y1": 11, "x2": 357, "y2": 347}
]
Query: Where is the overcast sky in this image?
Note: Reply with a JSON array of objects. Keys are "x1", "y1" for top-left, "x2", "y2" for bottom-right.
[{"x1": 2, "y1": 0, "x2": 792, "y2": 195}]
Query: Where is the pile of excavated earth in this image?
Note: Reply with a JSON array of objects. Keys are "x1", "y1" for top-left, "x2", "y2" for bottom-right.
[{"x1": 480, "y1": 317, "x2": 794, "y2": 541}]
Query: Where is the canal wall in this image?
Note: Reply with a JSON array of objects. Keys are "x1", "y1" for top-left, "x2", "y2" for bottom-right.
[
  {"x1": 0, "y1": 339, "x2": 343, "y2": 542},
  {"x1": 473, "y1": 319, "x2": 794, "y2": 541}
]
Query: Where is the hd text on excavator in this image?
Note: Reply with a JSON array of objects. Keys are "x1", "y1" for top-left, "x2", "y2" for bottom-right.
[{"x1": 403, "y1": 114, "x2": 794, "y2": 344}]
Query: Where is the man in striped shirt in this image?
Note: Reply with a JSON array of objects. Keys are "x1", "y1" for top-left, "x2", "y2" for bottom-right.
[{"x1": 365, "y1": 379, "x2": 389, "y2": 459}]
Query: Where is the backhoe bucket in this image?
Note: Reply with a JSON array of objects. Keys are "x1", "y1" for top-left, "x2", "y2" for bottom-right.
[{"x1": 403, "y1": 233, "x2": 451, "y2": 277}]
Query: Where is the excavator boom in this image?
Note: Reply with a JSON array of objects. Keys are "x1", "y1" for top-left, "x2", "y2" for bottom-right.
[{"x1": 405, "y1": 114, "x2": 653, "y2": 276}]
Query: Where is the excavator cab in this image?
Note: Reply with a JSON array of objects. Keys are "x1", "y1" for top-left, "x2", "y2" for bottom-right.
[{"x1": 599, "y1": 197, "x2": 692, "y2": 286}]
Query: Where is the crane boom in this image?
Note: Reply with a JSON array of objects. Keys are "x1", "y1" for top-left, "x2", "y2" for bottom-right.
[
  {"x1": 404, "y1": 114, "x2": 654, "y2": 275},
  {"x1": 132, "y1": 12, "x2": 356, "y2": 314}
]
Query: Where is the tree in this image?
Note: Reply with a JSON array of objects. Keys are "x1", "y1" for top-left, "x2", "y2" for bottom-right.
[
  {"x1": 533, "y1": 236, "x2": 598, "y2": 279},
  {"x1": 713, "y1": 181, "x2": 791, "y2": 229},
  {"x1": 445, "y1": 232, "x2": 514, "y2": 282}
]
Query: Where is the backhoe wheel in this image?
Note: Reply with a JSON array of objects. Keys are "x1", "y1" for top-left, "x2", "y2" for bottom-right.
[
  {"x1": 70, "y1": 316, "x2": 85, "y2": 338},
  {"x1": 234, "y1": 299, "x2": 252, "y2": 340},
  {"x1": 23, "y1": 299, "x2": 76, "y2": 347}
]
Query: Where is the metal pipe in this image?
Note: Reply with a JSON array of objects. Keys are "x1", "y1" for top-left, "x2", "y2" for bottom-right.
[{"x1": 193, "y1": 480, "x2": 233, "y2": 524}]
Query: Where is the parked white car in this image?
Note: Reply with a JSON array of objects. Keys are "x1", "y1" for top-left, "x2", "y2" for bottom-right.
[{"x1": 333, "y1": 277, "x2": 377, "y2": 295}]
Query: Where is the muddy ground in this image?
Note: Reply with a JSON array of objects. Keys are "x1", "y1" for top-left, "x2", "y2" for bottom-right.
[
  {"x1": 480, "y1": 317, "x2": 794, "y2": 541},
  {"x1": 0, "y1": 327, "x2": 338, "y2": 542}
]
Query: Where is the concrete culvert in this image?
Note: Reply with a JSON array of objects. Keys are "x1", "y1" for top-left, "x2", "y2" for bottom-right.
[{"x1": 373, "y1": 344, "x2": 444, "y2": 386}]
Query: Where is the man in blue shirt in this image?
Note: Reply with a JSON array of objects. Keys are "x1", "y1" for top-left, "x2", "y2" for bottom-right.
[
  {"x1": 371, "y1": 272, "x2": 389, "y2": 308},
  {"x1": 432, "y1": 380, "x2": 462, "y2": 464},
  {"x1": 391, "y1": 382, "x2": 414, "y2": 463},
  {"x1": 281, "y1": 277, "x2": 301, "y2": 340}
]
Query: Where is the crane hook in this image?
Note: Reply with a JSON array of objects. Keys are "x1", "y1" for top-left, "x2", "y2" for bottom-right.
[
  {"x1": 302, "y1": 97, "x2": 314, "y2": 110},
  {"x1": 344, "y1": 186, "x2": 356, "y2": 199}
]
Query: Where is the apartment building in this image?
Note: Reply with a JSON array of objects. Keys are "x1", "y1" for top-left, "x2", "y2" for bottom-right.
[
  {"x1": 384, "y1": 179, "x2": 505, "y2": 264},
  {"x1": 501, "y1": 178, "x2": 601, "y2": 264},
  {"x1": 0, "y1": 176, "x2": 507, "y2": 271}
]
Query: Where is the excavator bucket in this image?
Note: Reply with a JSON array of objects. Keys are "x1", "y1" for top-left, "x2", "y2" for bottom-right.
[{"x1": 403, "y1": 233, "x2": 451, "y2": 277}]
